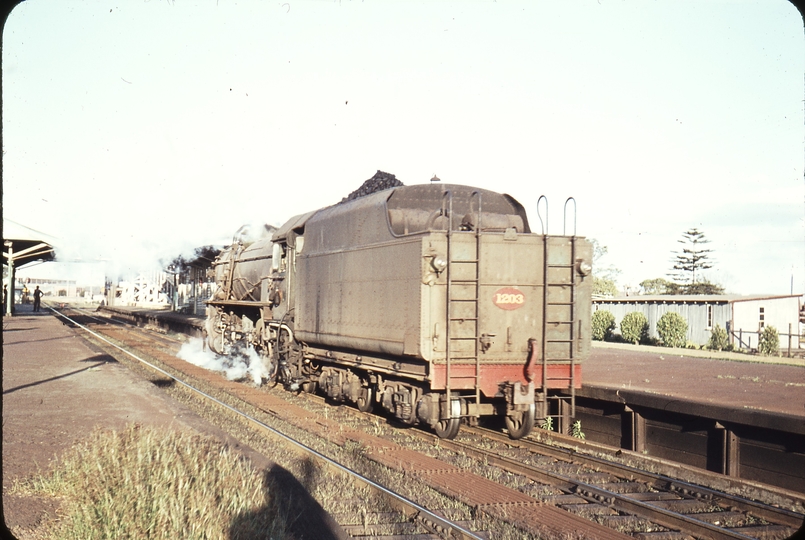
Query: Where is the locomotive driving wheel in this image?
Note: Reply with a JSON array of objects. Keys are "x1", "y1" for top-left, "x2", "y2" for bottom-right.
[
  {"x1": 433, "y1": 397, "x2": 461, "y2": 439},
  {"x1": 505, "y1": 403, "x2": 536, "y2": 440}
]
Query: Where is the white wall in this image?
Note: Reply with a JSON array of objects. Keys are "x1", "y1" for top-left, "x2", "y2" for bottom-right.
[{"x1": 731, "y1": 296, "x2": 800, "y2": 349}]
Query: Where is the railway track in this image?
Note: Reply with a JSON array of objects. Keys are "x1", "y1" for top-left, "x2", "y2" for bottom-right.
[
  {"x1": 53, "y1": 305, "x2": 488, "y2": 539},
  {"x1": 58, "y1": 305, "x2": 805, "y2": 539},
  {"x1": 425, "y1": 428, "x2": 803, "y2": 540},
  {"x1": 286, "y1": 393, "x2": 803, "y2": 540}
]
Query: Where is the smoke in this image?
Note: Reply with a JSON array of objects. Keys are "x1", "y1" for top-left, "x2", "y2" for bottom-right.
[
  {"x1": 230, "y1": 222, "x2": 279, "y2": 245},
  {"x1": 177, "y1": 337, "x2": 268, "y2": 386}
]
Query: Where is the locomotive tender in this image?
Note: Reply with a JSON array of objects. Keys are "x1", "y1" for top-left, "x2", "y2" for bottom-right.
[{"x1": 206, "y1": 178, "x2": 593, "y2": 439}]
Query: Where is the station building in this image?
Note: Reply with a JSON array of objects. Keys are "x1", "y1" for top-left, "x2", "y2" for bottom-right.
[{"x1": 592, "y1": 294, "x2": 803, "y2": 351}]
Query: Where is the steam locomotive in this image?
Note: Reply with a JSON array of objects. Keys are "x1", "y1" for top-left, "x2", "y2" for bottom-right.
[{"x1": 206, "y1": 176, "x2": 592, "y2": 439}]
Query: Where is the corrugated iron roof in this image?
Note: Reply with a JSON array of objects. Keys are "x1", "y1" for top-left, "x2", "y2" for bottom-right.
[{"x1": 3, "y1": 219, "x2": 56, "y2": 268}]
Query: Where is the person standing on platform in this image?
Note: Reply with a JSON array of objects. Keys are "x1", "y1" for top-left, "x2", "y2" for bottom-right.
[{"x1": 33, "y1": 285, "x2": 43, "y2": 312}]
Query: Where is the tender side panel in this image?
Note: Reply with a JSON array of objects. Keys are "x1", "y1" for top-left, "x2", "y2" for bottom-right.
[{"x1": 295, "y1": 238, "x2": 423, "y2": 357}]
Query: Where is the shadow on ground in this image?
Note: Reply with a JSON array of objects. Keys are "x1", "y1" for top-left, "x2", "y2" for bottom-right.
[{"x1": 229, "y1": 460, "x2": 347, "y2": 540}]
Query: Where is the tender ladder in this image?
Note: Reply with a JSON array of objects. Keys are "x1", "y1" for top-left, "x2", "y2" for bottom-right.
[
  {"x1": 539, "y1": 197, "x2": 580, "y2": 428},
  {"x1": 444, "y1": 191, "x2": 484, "y2": 407}
]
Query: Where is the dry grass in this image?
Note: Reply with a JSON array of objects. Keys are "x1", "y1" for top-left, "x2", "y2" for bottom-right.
[{"x1": 13, "y1": 425, "x2": 292, "y2": 540}]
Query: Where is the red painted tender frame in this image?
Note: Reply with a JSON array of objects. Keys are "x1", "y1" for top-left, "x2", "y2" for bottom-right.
[{"x1": 431, "y1": 364, "x2": 582, "y2": 398}]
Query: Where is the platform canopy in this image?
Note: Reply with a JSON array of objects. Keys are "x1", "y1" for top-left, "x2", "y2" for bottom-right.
[{"x1": 3, "y1": 219, "x2": 56, "y2": 269}]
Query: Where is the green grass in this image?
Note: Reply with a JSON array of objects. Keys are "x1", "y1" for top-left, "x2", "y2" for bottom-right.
[{"x1": 14, "y1": 424, "x2": 292, "y2": 539}]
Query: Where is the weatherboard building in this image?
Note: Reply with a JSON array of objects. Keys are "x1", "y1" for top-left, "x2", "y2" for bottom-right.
[{"x1": 592, "y1": 294, "x2": 803, "y2": 351}]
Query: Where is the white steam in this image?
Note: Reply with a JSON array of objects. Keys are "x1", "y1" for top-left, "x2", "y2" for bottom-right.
[{"x1": 177, "y1": 337, "x2": 268, "y2": 386}]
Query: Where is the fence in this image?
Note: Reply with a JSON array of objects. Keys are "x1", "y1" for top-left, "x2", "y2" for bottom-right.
[
  {"x1": 731, "y1": 323, "x2": 802, "y2": 357},
  {"x1": 174, "y1": 281, "x2": 217, "y2": 315}
]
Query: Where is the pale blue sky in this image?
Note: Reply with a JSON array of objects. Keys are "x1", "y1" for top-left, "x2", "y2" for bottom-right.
[{"x1": 3, "y1": 0, "x2": 803, "y2": 294}]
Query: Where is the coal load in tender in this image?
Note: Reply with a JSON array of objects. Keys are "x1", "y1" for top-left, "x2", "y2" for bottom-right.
[{"x1": 341, "y1": 170, "x2": 404, "y2": 203}]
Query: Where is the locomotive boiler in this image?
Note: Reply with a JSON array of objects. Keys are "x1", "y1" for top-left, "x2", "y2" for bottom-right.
[{"x1": 206, "y1": 178, "x2": 592, "y2": 439}]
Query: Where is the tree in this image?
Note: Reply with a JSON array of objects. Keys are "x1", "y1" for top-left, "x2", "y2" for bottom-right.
[
  {"x1": 639, "y1": 278, "x2": 681, "y2": 295},
  {"x1": 670, "y1": 228, "x2": 713, "y2": 287},
  {"x1": 166, "y1": 245, "x2": 221, "y2": 283},
  {"x1": 684, "y1": 279, "x2": 725, "y2": 295},
  {"x1": 669, "y1": 228, "x2": 726, "y2": 295},
  {"x1": 590, "y1": 239, "x2": 620, "y2": 297},
  {"x1": 593, "y1": 276, "x2": 618, "y2": 297}
]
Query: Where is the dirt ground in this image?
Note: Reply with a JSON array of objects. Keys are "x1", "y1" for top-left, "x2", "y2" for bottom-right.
[{"x1": 1, "y1": 305, "x2": 270, "y2": 539}]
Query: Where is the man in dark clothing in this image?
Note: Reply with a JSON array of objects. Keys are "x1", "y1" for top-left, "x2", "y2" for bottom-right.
[{"x1": 33, "y1": 285, "x2": 43, "y2": 312}]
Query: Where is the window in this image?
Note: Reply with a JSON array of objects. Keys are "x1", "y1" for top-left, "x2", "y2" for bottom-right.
[
  {"x1": 707, "y1": 305, "x2": 713, "y2": 328},
  {"x1": 759, "y1": 306, "x2": 765, "y2": 328}
]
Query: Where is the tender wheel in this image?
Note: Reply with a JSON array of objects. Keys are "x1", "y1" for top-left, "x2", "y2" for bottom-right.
[
  {"x1": 433, "y1": 397, "x2": 461, "y2": 439},
  {"x1": 505, "y1": 403, "x2": 536, "y2": 440},
  {"x1": 356, "y1": 386, "x2": 373, "y2": 413},
  {"x1": 434, "y1": 417, "x2": 460, "y2": 439}
]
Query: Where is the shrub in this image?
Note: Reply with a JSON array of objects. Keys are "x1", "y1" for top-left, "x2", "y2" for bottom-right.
[
  {"x1": 620, "y1": 312, "x2": 649, "y2": 345},
  {"x1": 708, "y1": 324, "x2": 730, "y2": 351},
  {"x1": 758, "y1": 325, "x2": 779, "y2": 356},
  {"x1": 656, "y1": 312, "x2": 688, "y2": 348},
  {"x1": 591, "y1": 310, "x2": 616, "y2": 341}
]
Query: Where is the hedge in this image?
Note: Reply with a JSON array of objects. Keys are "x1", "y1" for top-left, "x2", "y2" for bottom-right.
[
  {"x1": 656, "y1": 312, "x2": 687, "y2": 348},
  {"x1": 591, "y1": 310, "x2": 616, "y2": 341},
  {"x1": 620, "y1": 312, "x2": 649, "y2": 345}
]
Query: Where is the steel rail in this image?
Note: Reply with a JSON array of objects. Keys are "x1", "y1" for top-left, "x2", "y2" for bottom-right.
[
  {"x1": 428, "y1": 433, "x2": 758, "y2": 540},
  {"x1": 58, "y1": 305, "x2": 127, "y2": 326},
  {"x1": 467, "y1": 425, "x2": 805, "y2": 529},
  {"x1": 66, "y1": 306, "x2": 183, "y2": 350},
  {"x1": 252, "y1": 382, "x2": 803, "y2": 539},
  {"x1": 50, "y1": 306, "x2": 484, "y2": 540}
]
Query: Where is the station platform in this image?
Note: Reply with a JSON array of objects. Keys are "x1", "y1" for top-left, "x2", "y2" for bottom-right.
[
  {"x1": 99, "y1": 304, "x2": 206, "y2": 336},
  {"x1": 583, "y1": 341, "x2": 805, "y2": 431},
  {"x1": 1, "y1": 303, "x2": 269, "y2": 537}
]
